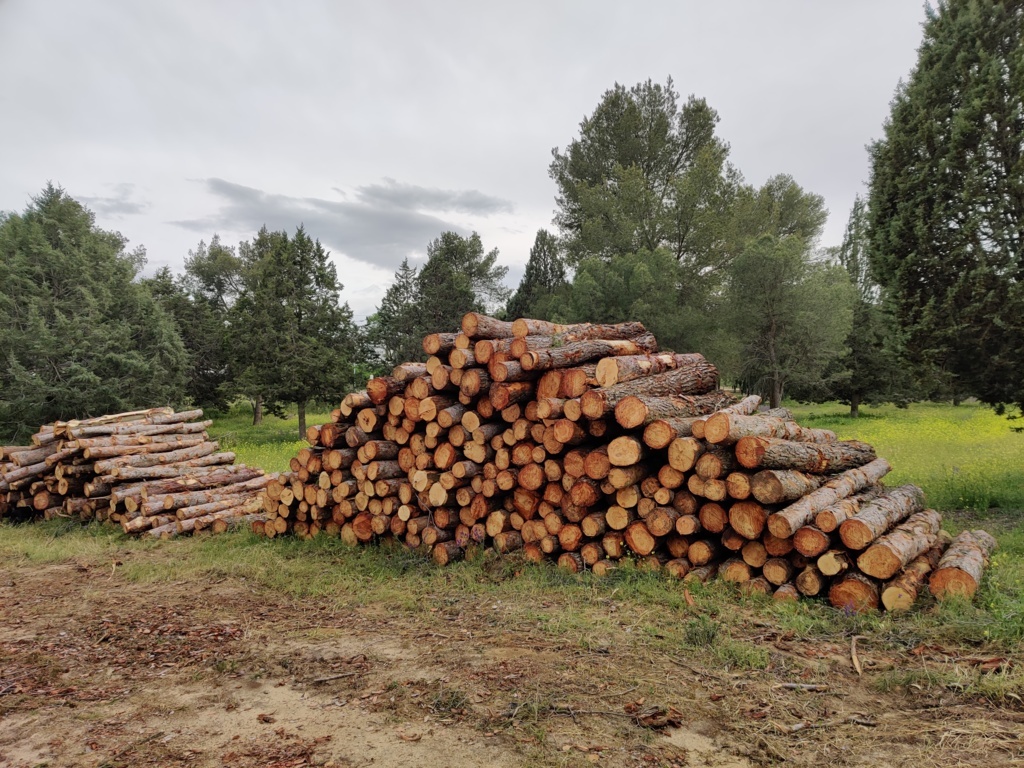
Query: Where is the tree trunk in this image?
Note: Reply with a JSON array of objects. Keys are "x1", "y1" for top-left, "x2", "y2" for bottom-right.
[
  {"x1": 929, "y1": 529, "x2": 998, "y2": 600},
  {"x1": 703, "y1": 412, "x2": 836, "y2": 445},
  {"x1": 520, "y1": 334, "x2": 660, "y2": 372},
  {"x1": 850, "y1": 392, "x2": 861, "y2": 418},
  {"x1": 857, "y1": 509, "x2": 942, "y2": 579},
  {"x1": 828, "y1": 572, "x2": 880, "y2": 613},
  {"x1": 813, "y1": 486, "x2": 885, "y2": 532},
  {"x1": 881, "y1": 530, "x2": 952, "y2": 611},
  {"x1": 735, "y1": 437, "x2": 876, "y2": 473},
  {"x1": 751, "y1": 469, "x2": 826, "y2": 504},
  {"x1": 767, "y1": 458, "x2": 892, "y2": 538},
  {"x1": 614, "y1": 391, "x2": 736, "y2": 429},
  {"x1": 595, "y1": 352, "x2": 709, "y2": 388},
  {"x1": 838, "y1": 485, "x2": 926, "y2": 550},
  {"x1": 252, "y1": 394, "x2": 264, "y2": 426}
]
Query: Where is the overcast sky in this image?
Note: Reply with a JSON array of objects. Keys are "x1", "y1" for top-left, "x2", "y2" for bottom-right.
[{"x1": 0, "y1": 1, "x2": 927, "y2": 321}]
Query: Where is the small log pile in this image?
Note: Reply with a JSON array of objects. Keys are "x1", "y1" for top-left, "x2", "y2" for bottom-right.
[
  {"x1": 0, "y1": 408, "x2": 273, "y2": 538},
  {"x1": 256, "y1": 312, "x2": 995, "y2": 613}
]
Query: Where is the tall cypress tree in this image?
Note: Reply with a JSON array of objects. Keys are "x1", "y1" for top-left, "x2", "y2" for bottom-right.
[
  {"x1": 868, "y1": 0, "x2": 1023, "y2": 414},
  {"x1": 506, "y1": 229, "x2": 567, "y2": 320}
]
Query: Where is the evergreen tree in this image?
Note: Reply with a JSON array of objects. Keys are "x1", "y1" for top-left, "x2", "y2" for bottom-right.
[
  {"x1": 727, "y1": 235, "x2": 855, "y2": 408},
  {"x1": 365, "y1": 258, "x2": 423, "y2": 369},
  {"x1": 867, "y1": 0, "x2": 1024, "y2": 414},
  {"x1": 550, "y1": 78, "x2": 737, "y2": 277},
  {"x1": 0, "y1": 185, "x2": 187, "y2": 440},
  {"x1": 415, "y1": 231, "x2": 509, "y2": 333},
  {"x1": 231, "y1": 226, "x2": 360, "y2": 436},
  {"x1": 827, "y1": 197, "x2": 911, "y2": 416},
  {"x1": 506, "y1": 229, "x2": 567, "y2": 320}
]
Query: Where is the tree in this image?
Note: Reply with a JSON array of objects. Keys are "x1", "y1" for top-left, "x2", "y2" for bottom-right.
[
  {"x1": 827, "y1": 197, "x2": 911, "y2": 416},
  {"x1": 144, "y1": 236, "x2": 243, "y2": 412},
  {"x1": 506, "y1": 229, "x2": 568, "y2": 320},
  {"x1": 549, "y1": 77, "x2": 738, "y2": 283},
  {"x1": 727, "y1": 235, "x2": 855, "y2": 408},
  {"x1": 231, "y1": 226, "x2": 361, "y2": 436},
  {"x1": 565, "y1": 249, "x2": 691, "y2": 351},
  {"x1": 365, "y1": 258, "x2": 423, "y2": 370},
  {"x1": 867, "y1": 0, "x2": 1024, "y2": 415},
  {"x1": 0, "y1": 185, "x2": 187, "y2": 440},
  {"x1": 415, "y1": 231, "x2": 509, "y2": 333}
]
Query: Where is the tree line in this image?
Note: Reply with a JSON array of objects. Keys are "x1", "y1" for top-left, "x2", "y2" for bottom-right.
[{"x1": 2, "y1": 0, "x2": 1019, "y2": 441}]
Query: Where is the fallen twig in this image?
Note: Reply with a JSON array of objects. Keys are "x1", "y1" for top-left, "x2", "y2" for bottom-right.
[
  {"x1": 309, "y1": 671, "x2": 359, "y2": 684},
  {"x1": 851, "y1": 635, "x2": 866, "y2": 676},
  {"x1": 775, "y1": 715, "x2": 877, "y2": 735},
  {"x1": 771, "y1": 683, "x2": 829, "y2": 692}
]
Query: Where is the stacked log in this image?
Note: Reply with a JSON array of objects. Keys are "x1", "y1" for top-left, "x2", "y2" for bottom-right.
[
  {"x1": 0, "y1": 408, "x2": 272, "y2": 538},
  {"x1": 262, "y1": 313, "x2": 996, "y2": 612}
]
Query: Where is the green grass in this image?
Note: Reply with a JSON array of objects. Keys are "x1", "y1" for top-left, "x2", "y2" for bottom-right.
[
  {"x1": 788, "y1": 400, "x2": 1024, "y2": 511},
  {"x1": 207, "y1": 404, "x2": 333, "y2": 473}
]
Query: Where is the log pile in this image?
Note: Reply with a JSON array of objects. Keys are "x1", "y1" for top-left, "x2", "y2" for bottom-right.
[
  {"x1": 0, "y1": 408, "x2": 272, "y2": 538},
  {"x1": 259, "y1": 313, "x2": 997, "y2": 612}
]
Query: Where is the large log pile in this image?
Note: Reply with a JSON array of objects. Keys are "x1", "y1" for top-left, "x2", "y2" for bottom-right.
[
  {"x1": 259, "y1": 313, "x2": 996, "y2": 612},
  {"x1": 0, "y1": 408, "x2": 273, "y2": 538}
]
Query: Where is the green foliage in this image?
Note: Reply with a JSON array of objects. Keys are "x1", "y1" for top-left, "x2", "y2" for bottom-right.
[
  {"x1": 364, "y1": 258, "x2": 423, "y2": 370},
  {"x1": 867, "y1": 0, "x2": 1024, "y2": 415},
  {"x1": 0, "y1": 185, "x2": 187, "y2": 441},
  {"x1": 727, "y1": 235, "x2": 855, "y2": 407},
  {"x1": 416, "y1": 231, "x2": 509, "y2": 332},
  {"x1": 564, "y1": 248, "x2": 691, "y2": 351},
  {"x1": 827, "y1": 197, "x2": 914, "y2": 415},
  {"x1": 505, "y1": 229, "x2": 567, "y2": 320},
  {"x1": 549, "y1": 77, "x2": 737, "y2": 283},
  {"x1": 230, "y1": 226, "x2": 362, "y2": 437}
]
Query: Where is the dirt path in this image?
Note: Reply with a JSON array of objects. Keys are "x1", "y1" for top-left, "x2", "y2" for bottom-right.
[{"x1": 2, "y1": 553, "x2": 1021, "y2": 767}]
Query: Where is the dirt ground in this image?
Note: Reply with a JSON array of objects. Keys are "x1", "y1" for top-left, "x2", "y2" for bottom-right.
[{"x1": 1, "y1": 550, "x2": 1022, "y2": 768}]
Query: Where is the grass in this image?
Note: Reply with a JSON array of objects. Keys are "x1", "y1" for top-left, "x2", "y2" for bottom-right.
[
  {"x1": 788, "y1": 400, "x2": 1024, "y2": 511},
  {"x1": 207, "y1": 404, "x2": 333, "y2": 473},
  {"x1": 2, "y1": 400, "x2": 1022, "y2": 703}
]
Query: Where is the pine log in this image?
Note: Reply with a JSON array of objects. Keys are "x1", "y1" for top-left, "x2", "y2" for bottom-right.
[
  {"x1": 107, "y1": 452, "x2": 237, "y2": 481},
  {"x1": 83, "y1": 435, "x2": 208, "y2": 460},
  {"x1": 461, "y1": 312, "x2": 515, "y2": 339},
  {"x1": 735, "y1": 437, "x2": 876, "y2": 473},
  {"x1": 520, "y1": 334, "x2": 659, "y2": 372},
  {"x1": 814, "y1": 486, "x2": 886, "y2": 532},
  {"x1": 720, "y1": 558, "x2": 753, "y2": 583},
  {"x1": 615, "y1": 390, "x2": 735, "y2": 430},
  {"x1": 703, "y1": 412, "x2": 837, "y2": 445},
  {"x1": 624, "y1": 520, "x2": 657, "y2": 555},
  {"x1": 794, "y1": 565, "x2": 827, "y2": 596},
  {"x1": 728, "y1": 501, "x2": 768, "y2": 540},
  {"x1": 607, "y1": 436, "x2": 646, "y2": 467},
  {"x1": 740, "y1": 576, "x2": 773, "y2": 596},
  {"x1": 762, "y1": 557, "x2": 795, "y2": 586},
  {"x1": 793, "y1": 526, "x2": 832, "y2": 558},
  {"x1": 828, "y1": 572, "x2": 880, "y2": 613},
  {"x1": 751, "y1": 469, "x2": 826, "y2": 505},
  {"x1": 642, "y1": 416, "x2": 702, "y2": 449},
  {"x1": 766, "y1": 458, "x2": 892, "y2": 538},
  {"x1": 881, "y1": 530, "x2": 952, "y2": 610},
  {"x1": 929, "y1": 530, "x2": 998, "y2": 600},
  {"x1": 595, "y1": 352, "x2": 709, "y2": 388},
  {"x1": 817, "y1": 549, "x2": 853, "y2": 577},
  {"x1": 838, "y1": 485, "x2": 925, "y2": 550},
  {"x1": 580, "y1": 365, "x2": 721, "y2": 420},
  {"x1": 423, "y1": 332, "x2": 459, "y2": 356},
  {"x1": 511, "y1": 318, "x2": 646, "y2": 339},
  {"x1": 774, "y1": 583, "x2": 800, "y2": 602},
  {"x1": 142, "y1": 475, "x2": 275, "y2": 515},
  {"x1": 857, "y1": 509, "x2": 943, "y2": 580},
  {"x1": 93, "y1": 441, "x2": 220, "y2": 474}
]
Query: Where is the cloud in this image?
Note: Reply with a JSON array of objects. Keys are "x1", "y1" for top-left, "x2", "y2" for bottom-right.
[
  {"x1": 355, "y1": 178, "x2": 514, "y2": 216},
  {"x1": 80, "y1": 183, "x2": 150, "y2": 217},
  {"x1": 170, "y1": 177, "x2": 514, "y2": 272}
]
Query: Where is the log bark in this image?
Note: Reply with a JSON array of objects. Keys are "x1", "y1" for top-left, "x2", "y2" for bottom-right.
[
  {"x1": 423, "y1": 332, "x2": 459, "y2": 356},
  {"x1": 461, "y1": 312, "x2": 515, "y2": 339},
  {"x1": 814, "y1": 486, "x2": 886, "y2": 532},
  {"x1": 881, "y1": 530, "x2": 952, "y2": 611},
  {"x1": 614, "y1": 390, "x2": 735, "y2": 430},
  {"x1": 735, "y1": 437, "x2": 876, "y2": 473},
  {"x1": 751, "y1": 470, "x2": 826, "y2": 505},
  {"x1": 595, "y1": 352, "x2": 709, "y2": 388},
  {"x1": 838, "y1": 485, "x2": 925, "y2": 551},
  {"x1": 766, "y1": 458, "x2": 892, "y2": 538},
  {"x1": 520, "y1": 334, "x2": 659, "y2": 372},
  {"x1": 929, "y1": 529, "x2": 997, "y2": 600},
  {"x1": 703, "y1": 412, "x2": 837, "y2": 445},
  {"x1": 857, "y1": 509, "x2": 942, "y2": 580},
  {"x1": 580, "y1": 367, "x2": 721, "y2": 419}
]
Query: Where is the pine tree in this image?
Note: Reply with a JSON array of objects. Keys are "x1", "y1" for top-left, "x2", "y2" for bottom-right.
[
  {"x1": 231, "y1": 226, "x2": 361, "y2": 437},
  {"x1": 506, "y1": 229, "x2": 567, "y2": 320},
  {"x1": 868, "y1": 0, "x2": 1023, "y2": 414},
  {"x1": 366, "y1": 258, "x2": 423, "y2": 369},
  {"x1": 415, "y1": 231, "x2": 509, "y2": 333},
  {"x1": 0, "y1": 185, "x2": 187, "y2": 440}
]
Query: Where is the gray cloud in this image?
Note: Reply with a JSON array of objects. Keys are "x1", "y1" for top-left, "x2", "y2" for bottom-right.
[
  {"x1": 170, "y1": 177, "x2": 513, "y2": 272},
  {"x1": 355, "y1": 178, "x2": 514, "y2": 216},
  {"x1": 80, "y1": 183, "x2": 150, "y2": 217}
]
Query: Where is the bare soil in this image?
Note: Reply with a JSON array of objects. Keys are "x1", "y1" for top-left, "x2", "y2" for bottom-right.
[{"x1": 1, "y1": 549, "x2": 1022, "y2": 767}]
